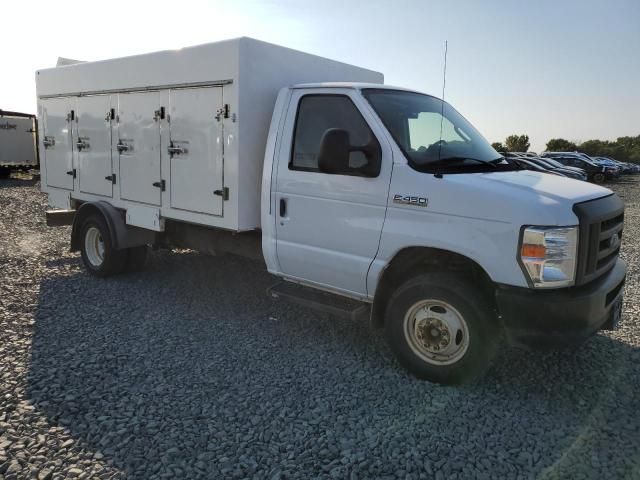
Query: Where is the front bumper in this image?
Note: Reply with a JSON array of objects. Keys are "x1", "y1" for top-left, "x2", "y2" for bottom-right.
[{"x1": 496, "y1": 258, "x2": 626, "y2": 348}]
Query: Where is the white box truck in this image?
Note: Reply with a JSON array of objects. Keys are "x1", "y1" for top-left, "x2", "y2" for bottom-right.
[
  {"x1": 38, "y1": 37, "x2": 626, "y2": 384},
  {"x1": 0, "y1": 110, "x2": 39, "y2": 177}
]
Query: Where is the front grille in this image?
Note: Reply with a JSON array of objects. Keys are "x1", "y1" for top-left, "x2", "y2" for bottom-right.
[{"x1": 573, "y1": 194, "x2": 624, "y2": 286}]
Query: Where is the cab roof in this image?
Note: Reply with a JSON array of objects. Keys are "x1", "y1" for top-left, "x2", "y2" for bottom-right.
[{"x1": 290, "y1": 82, "x2": 428, "y2": 96}]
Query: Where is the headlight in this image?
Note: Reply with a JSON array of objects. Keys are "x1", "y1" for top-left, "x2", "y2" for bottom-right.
[{"x1": 518, "y1": 226, "x2": 578, "y2": 288}]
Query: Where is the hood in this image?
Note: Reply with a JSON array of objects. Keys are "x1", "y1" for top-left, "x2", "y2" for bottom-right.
[{"x1": 420, "y1": 169, "x2": 614, "y2": 226}]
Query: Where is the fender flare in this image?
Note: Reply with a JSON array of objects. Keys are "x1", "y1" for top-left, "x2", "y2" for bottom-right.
[{"x1": 71, "y1": 201, "x2": 155, "y2": 252}]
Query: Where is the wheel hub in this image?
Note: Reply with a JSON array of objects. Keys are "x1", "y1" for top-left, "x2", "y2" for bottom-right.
[
  {"x1": 416, "y1": 318, "x2": 451, "y2": 352},
  {"x1": 403, "y1": 299, "x2": 470, "y2": 366}
]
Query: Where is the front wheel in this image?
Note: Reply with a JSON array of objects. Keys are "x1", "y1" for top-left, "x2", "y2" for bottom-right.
[
  {"x1": 592, "y1": 172, "x2": 606, "y2": 184},
  {"x1": 384, "y1": 273, "x2": 500, "y2": 384}
]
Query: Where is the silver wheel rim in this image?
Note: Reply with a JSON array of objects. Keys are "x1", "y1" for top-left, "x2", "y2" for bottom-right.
[
  {"x1": 84, "y1": 226, "x2": 105, "y2": 267},
  {"x1": 403, "y1": 299, "x2": 470, "y2": 365}
]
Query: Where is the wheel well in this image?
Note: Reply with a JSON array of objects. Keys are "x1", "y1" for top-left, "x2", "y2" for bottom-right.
[
  {"x1": 371, "y1": 247, "x2": 497, "y2": 328},
  {"x1": 70, "y1": 202, "x2": 118, "y2": 252},
  {"x1": 70, "y1": 201, "x2": 157, "y2": 253}
]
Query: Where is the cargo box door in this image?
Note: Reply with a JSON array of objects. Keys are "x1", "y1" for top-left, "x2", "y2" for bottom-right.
[
  {"x1": 77, "y1": 95, "x2": 114, "y2": 197},
  {"x1": 117, "y1": 92, "x2": 162, "y2": 206},
  {"x1": 42, "y1": 98, "x2": 75, "y2": 190},
  {"x1": 168, "y1": 87, "x2": 224, "y2": 216}
]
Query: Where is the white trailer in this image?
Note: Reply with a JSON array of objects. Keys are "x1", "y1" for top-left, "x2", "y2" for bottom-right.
[
  {"x1": 0, "y1": 110, "x2": 38, "y2": 177},
  {"x1": 39, "y1": 38, "x2": 626, "y2": 384}
]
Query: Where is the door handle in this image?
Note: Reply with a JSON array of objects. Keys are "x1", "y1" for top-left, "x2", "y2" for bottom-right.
[
  {"x1": 43, "y1": 136, "x2": 55, "y2": 148},
  {"x1": 168, "y1": 142, "x2": 187, "y2": 157},
  {"x1": 75, "y1": 139, "x2": 90, "y2": 151},
  {"x1": 116, "y1": 141, "x2": 130, "y2": 153},
  {"x1": 279, "y1": 198, "x2": 287, "y2": 217}
]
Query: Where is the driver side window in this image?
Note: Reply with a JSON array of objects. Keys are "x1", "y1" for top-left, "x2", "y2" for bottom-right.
[{"x1": 290, "y1": 95, "x2": 379, "y2": 174}]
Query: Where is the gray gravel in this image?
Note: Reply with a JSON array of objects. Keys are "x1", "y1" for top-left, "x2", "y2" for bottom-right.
[{"x1": 1, "y1": 175, "x2": 639, "y2": 479}]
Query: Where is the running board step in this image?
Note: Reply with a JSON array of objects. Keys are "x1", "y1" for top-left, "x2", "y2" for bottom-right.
[{"x1": 267, "y1": 282, "x2": 370, "y2": 321}]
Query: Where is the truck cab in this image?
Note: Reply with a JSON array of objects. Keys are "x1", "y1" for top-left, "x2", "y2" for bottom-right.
[{"x1": 260, "y1": 83, "x2": 626, "y2": 383}]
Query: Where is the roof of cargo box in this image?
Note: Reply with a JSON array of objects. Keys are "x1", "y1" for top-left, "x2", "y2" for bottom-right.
[{"x1": 36, "y1": 37, "x2": 383, "y2": 98}]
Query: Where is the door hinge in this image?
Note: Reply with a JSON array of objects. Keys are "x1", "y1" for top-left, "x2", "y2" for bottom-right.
[
  {"x1": 105, "y1": 174, "x2": 116, "y2": 184},
  {"x1": 152, "y1": 179, "x2": 166, "y2": 191},
  {"x1": 66, "y1": 168, "x2": 77, "y2": 178},
  {"x1": 153, "y1": 106, "x2": 166, "y2": 122},
  {"x1": 215, "y1": 104, "x2": 230, "y2": 122},
  {"x1": 213, "y1": 187, "x2": 229, "y2": 200},
  {"x1": 105, "y1": 108, "x2": 116, "y2": 122}
]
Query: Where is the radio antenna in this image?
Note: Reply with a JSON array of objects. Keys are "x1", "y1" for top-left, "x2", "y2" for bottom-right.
[{"x1": 438, "y1": 40, "x2": 448, "y2": 161}]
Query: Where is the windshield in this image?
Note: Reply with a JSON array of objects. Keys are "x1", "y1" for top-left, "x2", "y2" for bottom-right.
[{"x1": 362, "y1": 89, "x2": 500, "y2": 170}]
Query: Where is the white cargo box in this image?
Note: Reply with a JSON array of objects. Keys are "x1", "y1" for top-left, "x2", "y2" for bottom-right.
[
  {"x1": 36, "y1": 37, "x2": 383, "y2": 231},
  {"x1": 0, "y1": 112, "x2": 38, "y2": 168}
]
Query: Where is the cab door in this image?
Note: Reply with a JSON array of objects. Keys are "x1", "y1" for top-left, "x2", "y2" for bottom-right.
[
  {"x1": 41, "y1": 97, "x2": 75, "y2": 190},
  {"x1": 274, "y1": 90, "x2": 392, "y2": 296}
]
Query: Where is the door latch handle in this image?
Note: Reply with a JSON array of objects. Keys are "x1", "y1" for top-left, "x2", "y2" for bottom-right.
[
  {"x1": 279, "y1": 198, "x2": 287, "y2": 217},
  {"x1": 116, "y1": 142, "x2": 130, "y2": 153},
  {"x1": 66, "y1": 169, "x2": 77, "y2": 178},
  {"x1": 152, "y1": 180, "x2": 166, "y2": 191},
  {"x1": 105, "y1": 174, "x2": 116, "y2": 184},
  {"x1": 168, "y1": 144, "x2": 187, "y2": 157},
  {"x1": 75, "y1": 139, "x2": 90, "y2": 151},
  {"x1": 213, "y1": 187, "x2": 229, "y2": 200},
  {"x1": 43, "y1": 136, "x2": 55, "y2": 148}
]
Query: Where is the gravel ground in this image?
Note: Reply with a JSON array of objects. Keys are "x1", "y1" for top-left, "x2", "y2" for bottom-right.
[{"x1": 0, "y1": 176, "x2": 639, "y2": 480}]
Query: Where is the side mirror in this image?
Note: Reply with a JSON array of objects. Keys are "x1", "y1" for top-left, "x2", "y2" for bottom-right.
[
  {"x1": 318, "y1": 129, "x2": 350, "y2": 174},
  {"x1": 317, "y1": 128, "x2": 381, "y2": 177}
]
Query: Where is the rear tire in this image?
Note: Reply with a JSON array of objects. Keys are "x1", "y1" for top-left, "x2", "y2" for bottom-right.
[
  {"x1": 593, "y1": 172, "x2": 606, "y2": 184},
  {"x1": 124, "y1": 246, "x2": 148, "y2": 272},
  {"x1": 79, "y1": 214, "x2": 126, "y2": 277},
  {"x1": 384, "y1": 273, "x2": 500, "y2": 384}
]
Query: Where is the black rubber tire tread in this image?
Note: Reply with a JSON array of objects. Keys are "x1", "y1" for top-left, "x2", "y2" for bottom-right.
[
  {"x1": 124, "y1": 246, "x2": 148, "y2": 272},
  {"x1": 79, "y1": 214, "x2": 126, "y2": 277},
  {"x1": 384, "y1": 272, "x2": 500, "y2": 385}
]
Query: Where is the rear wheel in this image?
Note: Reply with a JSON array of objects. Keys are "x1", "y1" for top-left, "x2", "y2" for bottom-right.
[
  {"x1": 593, "y1": 172, "x2": 606, "y2": 183},
  {"x1": 80, "y1": 215, "x2": 126, "y2": 277},
  {"x1": 384, "y1": 273, "x2": 500, "y2": 384}
]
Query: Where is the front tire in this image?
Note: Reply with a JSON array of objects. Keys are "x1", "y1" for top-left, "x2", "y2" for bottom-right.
[
  {"x1": 593, "y1": 172, "x2": 606, "y2": 184},
  {"x1": 384, "y1": 273, "x2": 500, "y2": 384},
  {"x1": 80, "y1": 215, "x2": 126, "y2": 277}
]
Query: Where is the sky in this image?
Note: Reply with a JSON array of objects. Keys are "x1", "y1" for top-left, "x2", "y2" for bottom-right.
[{"x1": 2, "y1": 0, "x2": 639, "y2": 152}]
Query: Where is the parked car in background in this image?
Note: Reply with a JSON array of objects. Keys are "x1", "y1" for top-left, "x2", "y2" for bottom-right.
[
  {"x1": 526, "y1": 157, "x2": 587, "y2": 180},
  {"x1": 541, "y1": 152, "x2": 611, "y2": 183},
  {"x1": 535, "y1": 157, "x2": 588, "y2": 180},
  {"x1": 590, "y1": 157, "x2": 621, "y2": 177},
  {"x1": 504, "y1": 155, "x2": 565, "y2": 176},
  {"x1": 504, "y1": 153, "x2": 587, "y2": 180}
]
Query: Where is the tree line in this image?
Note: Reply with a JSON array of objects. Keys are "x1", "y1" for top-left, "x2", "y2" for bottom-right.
[{"x1": 491, "y1": 134, "x2": 640, "y2": 163}]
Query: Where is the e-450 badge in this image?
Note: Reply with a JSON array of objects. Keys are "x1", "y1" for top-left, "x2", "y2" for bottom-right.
[{"x1": 393, "y1": 194, "x2": 428, "y2": 207}]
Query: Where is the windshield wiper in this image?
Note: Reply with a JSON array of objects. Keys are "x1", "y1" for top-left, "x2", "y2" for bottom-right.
[{"x1": 429, "y1": 156, "x2": 503, "y2": 167}]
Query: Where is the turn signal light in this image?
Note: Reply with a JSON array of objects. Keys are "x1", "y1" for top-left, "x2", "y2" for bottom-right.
[{"x1": 521, "y1": 243, "x2": 546, "y2": 259}]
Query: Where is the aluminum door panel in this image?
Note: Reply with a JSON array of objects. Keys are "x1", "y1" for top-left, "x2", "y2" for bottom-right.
[
  {"x1": 118, "y1": 92, "x2": 161, "y2": 206},
  {"x1": 168, "y1": 88, "x2": 223, "y2": 215},
  {"x1": 42, "y1": 97, "x2": 74, "y2": 190},
  {"x1": 77, "y1": 95, "x2": 113, "y2": 197}
]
